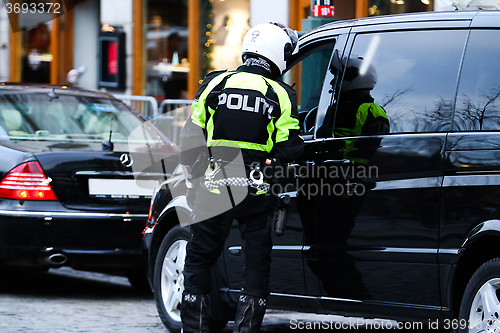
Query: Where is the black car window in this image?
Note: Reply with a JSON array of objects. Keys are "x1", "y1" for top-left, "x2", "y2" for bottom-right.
[
  {"x1": 453, "y1": 30, "x2": 500, "y2": 131},
  {"x1": 332, "y1": 29, "x2": 467, "y2": 135},
  {"x1": 0, "y1": 93, "x2": 163, "y2": 145}
]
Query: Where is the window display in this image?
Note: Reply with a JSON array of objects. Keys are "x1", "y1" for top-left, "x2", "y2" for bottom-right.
[
  {"x1": 146, "y1": 0, "x2": 189, "y2": 100},
  {"x1": 368, "y1": 0, "x2": 433, "y2": 16}
]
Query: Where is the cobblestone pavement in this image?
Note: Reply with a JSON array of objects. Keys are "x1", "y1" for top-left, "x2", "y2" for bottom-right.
[
  {"x1": 0, "y1": 267, "x2": 164, "y2": 333},
  {"x1": 0, "y1": 267, "x2": 450, "y2": 333}
]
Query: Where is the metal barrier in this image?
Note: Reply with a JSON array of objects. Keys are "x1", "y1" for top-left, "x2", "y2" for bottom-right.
[
  {"x1": 150, "y1": 99, "x2": 193, "y2": 145},
  {"x1": 159, "y1": 99, "x2": 193, "y2": 114},
  {"x1": 114, "y1": 94, "x2": 159, "y2": 119},
  {"x1": 114, "y1": 95, "x2": 192, "y2": 145}
]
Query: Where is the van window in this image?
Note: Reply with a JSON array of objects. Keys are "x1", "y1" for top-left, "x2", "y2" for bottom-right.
[
  {"x1": 299, "y1": 46, "x2": 334, "y2": 113},
  {"x1": 286, "y1": 38, "x2": 337, "y2": 135},
  {"x1": 453, "y1": 30, "x2": 500, "y2": 131},
  {"x1": 333, "y1": 30, "x2": 467, "y2": 135}
]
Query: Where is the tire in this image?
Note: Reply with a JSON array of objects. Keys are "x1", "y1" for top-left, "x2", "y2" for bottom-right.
[
  {"x1": 458, "y1": 258, "x2": 500, "y2": 333},
  {"x1": 153, "y1": 225, "x2": 229, "y2": 333},
  {"x1": 154, "y1": 225, "x2": 190, "y2": 333}
]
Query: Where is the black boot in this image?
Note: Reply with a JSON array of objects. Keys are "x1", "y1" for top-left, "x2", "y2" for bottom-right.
[
  {"x1": 233, "y1": 295, "x2": 267, "y2": 333},
  {"x1": 181, "y1": 293, "x2": 209, "y2": 333}
]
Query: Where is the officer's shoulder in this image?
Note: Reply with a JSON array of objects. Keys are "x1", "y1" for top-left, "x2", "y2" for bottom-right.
[
  {"x1": 204, "y1": 69, "x2": 228, "y2": 81},
  {"x1": 275, "y1": 79, "x2": 296, "y2": 92},
  {"x1": 195, "y1": 70, "x2": 230, "y2": 99}
]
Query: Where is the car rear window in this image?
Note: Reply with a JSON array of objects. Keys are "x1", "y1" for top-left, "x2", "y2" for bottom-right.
[
  {"x1": 0, "y1": 93, "x2": 162, "y2": 145},
  {"x1": 453, "y1": 30, "x2": 500, "y2": 131}
]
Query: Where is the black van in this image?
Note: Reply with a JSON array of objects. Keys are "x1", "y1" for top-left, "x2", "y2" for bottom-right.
[{"x1": 143, "y1": 10, "x2": 500, "y2": 333}]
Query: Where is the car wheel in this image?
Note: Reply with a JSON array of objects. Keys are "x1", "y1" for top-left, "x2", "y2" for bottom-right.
[
  {"x1": 154, "y1": 225, "x2": 230, "y2": 333},
  {"x1": 458, "y1": 258, "x2": 500, "y2": 333},
  {"x1": 154, "y1": 225, "x2": 189, "y2": 333}
]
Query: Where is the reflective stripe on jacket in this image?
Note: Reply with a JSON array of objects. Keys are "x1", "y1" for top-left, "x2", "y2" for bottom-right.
[
  {"x1": 335, "y1": 102, "x2": 389, "y2": 165},
  {"x1": 334, "y1": 103, "x2": 388, "y2": 138},
  {"x1": 190, "y1": 71, "x2": 300, "y2": 153}
]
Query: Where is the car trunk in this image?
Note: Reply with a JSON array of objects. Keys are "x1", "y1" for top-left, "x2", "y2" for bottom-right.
[{"x1": 7, "y1": 141, "x2": 179, "y2": 213}]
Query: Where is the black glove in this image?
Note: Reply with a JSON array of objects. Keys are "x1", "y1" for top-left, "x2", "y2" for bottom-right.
[{"x1": 187, "y1": 151, "x2": 208, "y2": 182}]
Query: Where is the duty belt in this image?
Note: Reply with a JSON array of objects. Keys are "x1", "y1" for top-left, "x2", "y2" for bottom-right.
[
  {"x1": 205, "y1": 177, "x2": 270, "y2": 192},
  {"x1": 204, "y1": 160, "x2": 270, "y2": 193}
]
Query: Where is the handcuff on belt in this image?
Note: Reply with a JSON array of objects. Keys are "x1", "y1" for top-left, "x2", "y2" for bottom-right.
[{"x1": 204, "y1": 160, "x2": 270, "y2": 193}]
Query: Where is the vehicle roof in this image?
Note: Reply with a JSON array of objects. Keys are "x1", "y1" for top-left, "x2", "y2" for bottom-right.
[
  {"x1": 299, "y1": 10, "x2": 498, "y2": 43},
  {"x1": 353, "y1": 9, "x2": 478, "y2": 27},
  {"x1": 0, "y1": 82, "x2": 117, "y2": 99}
]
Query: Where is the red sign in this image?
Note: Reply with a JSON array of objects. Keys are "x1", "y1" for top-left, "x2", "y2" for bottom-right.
[
  {"x1": 108, "y1": 41, "x2": 118, "y2": 75},
  {"x1": 313, "y1": 5, "x2": 335, "y2": 17}
]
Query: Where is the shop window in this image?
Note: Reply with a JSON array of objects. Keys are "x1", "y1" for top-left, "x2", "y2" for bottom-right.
[
  {"x1": 209, "y1": 0, "x2": 250, "y2": 73},
  {"x1": 9, "y1": 2, "x2": 73, "y2": 85},
  {"x1": 368, "y1": 0, "x2": 434, "y2": 16},
  {"x1": 146, "y1": 0, "x2": 189, "y2": 100},
  {"x1": 22, "y1": 22, "x2": 52, "y2": 83},
  {"x1": 197, "y1": 0, "x2": 250, "y2": 81}
]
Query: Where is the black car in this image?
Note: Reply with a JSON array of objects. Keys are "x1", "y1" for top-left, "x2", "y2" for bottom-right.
[
  {"x1": 144, "y1": 11, "x2": 500, "y2": 332},
  {"x1": 0, "y1": 84, "x2": 179, "y2": 287}
]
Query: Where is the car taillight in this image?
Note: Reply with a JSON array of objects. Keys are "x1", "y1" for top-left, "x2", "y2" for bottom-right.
[
  {"x1": 143, "y1": 201, "x2": 156, "y2": 236},
  {"x1": 0, "y1": 161, "x2": 58, "y2": 200}
]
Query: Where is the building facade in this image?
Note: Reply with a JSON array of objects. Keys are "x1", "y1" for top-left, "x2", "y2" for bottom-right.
[
  {"x1": 0, "y1": 0, "x2": 498, "y2": 99},
  {"x1": 0, "y1": 7, "x2": 9, "y2": 83}
]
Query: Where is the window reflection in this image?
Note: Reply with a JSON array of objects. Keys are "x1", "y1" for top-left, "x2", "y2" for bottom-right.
[
  {"x1": 368, "y1": 0, "x2": 434, "y2": 16},
  {"x1": 454, "y1": 30, "x2": 500, "y2": 132},
  {"x1": 343, "y1": 30, "x2": 467, "y2": 134}
]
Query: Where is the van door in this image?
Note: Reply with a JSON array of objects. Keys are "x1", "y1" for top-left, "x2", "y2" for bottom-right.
[
  {"x1": 443, "y1": 26, "x2": 500, "y2": 305},
  {"x1": 301, "y1": 27, "x2": 468, "y2": 318}
]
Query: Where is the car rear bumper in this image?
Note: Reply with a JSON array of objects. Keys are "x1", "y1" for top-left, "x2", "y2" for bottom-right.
[{"x1": 0, "y1": 200, "x2": 147, "y2": 270}]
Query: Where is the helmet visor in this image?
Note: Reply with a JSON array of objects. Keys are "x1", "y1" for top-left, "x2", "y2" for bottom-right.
[{"x1": 271, "y1": 22, "x2": 299, "y2": 56}]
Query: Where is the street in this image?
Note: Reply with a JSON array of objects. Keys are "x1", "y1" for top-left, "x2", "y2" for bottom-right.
[
  {"x1": 0, "y1": 267, "x2": 314, "y2": 333},
  {"x1": 0, "y1": 267, "x2": 164, "y2": 333},
  {"x1": 0, "y1": 267, "x2": 450, "y2": 333}
]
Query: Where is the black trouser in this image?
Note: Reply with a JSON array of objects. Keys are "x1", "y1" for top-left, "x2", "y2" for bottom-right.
[{"x1": 183, "y1": 190, "x2": 276, "y2": 298}]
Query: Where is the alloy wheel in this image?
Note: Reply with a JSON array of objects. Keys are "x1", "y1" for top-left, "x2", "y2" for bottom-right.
[
  {"x1": 469, "y1": 278, "x2": 500, "y2": 333},
  {"x1": 160, "y1": 239, "x2": 187, "y2": 322}
]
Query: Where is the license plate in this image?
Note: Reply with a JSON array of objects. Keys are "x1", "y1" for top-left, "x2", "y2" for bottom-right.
[{"x1": 88, "y1": 179, "x2": 160, "y2": 199}]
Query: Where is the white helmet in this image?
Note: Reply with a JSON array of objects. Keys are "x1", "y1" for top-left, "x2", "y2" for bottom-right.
[
  {"x1": 331, "y1": 55, "x2": 378, "y2": 92},
  {"x1": 241, "y1": 22, "x2": 299, "y2": 76}
]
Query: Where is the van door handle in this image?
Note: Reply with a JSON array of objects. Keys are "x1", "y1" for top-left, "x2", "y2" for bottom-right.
[
  {"x1": 228, "y1": 246, "x2": 241, "y2": 256},
  {"x1": 324, "y1": 159, "x2": 351, "y2": 164},
  {"x1": 302, "y1": 245, "x2": 315, "y2": 259},
  {"x1": 289, "y1": 161, "x2": 315, "y2": 178}
]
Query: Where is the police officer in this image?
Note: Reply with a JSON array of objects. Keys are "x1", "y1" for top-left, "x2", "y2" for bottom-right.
[
  {"x1": 179, "y1": 22, "x2": 304, "y2": 333},
  {"x1": 333, "y1": 56, "x2": 389, "y2": 139}
]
